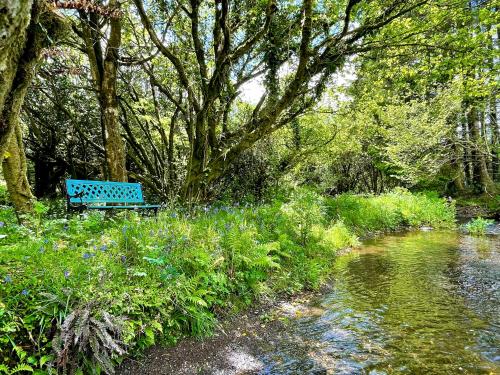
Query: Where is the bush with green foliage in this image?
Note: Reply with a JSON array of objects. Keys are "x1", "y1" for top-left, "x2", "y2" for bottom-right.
[
  {"x1": 325, "y1": 188, "x2": 455, "y2": 235},
  {"x1": 0, "y1": 189, "x2": 455, "y2": 374},
  {"x1": 462, "y1": 217, "x2": 494, "y2": 236}
]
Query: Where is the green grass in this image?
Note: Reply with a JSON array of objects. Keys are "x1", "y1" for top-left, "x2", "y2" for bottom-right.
[{"x1": 0, "y1": 188, "x2": 455, "y2": 374}]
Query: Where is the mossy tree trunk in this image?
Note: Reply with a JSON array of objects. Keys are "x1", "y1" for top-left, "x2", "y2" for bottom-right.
[
  {"x1": 78, "y1": 2, "x2": 127, "y2": 182},
  {"x1": 0, "y1": 1, "x2": 65, "y2": 212},
  {"x1": 2, "y1": 122, "x2": 33, "y2": 212},
  {"x1": 0, "y1": 0, "x2": 34, "y2": 158}
]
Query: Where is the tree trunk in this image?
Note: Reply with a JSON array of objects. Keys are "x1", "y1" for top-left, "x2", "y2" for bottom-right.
[
  {"x1": 101, "y1": 4, "x2": 126, "y2": 182},
  {"x1": 80, "y1": 4, "x2": 127, "y2": 182},
  {"x1": 491, "y1": 95, "x2": 499, "y2": 181},
  {"x1": 0, "y1": 0, "x2": 33, "y2": 156},
  {"x1": 2, "y1": 123, "x2": 33, "y2": 212},
  {"x1": 462, "y1": 113, "x2": 473, "y2": 186},
  {"x1": 467, "y1": 105, "x2": 496, "y2": 193},
  {"x1": 0, "y1": 1, "x2": 65, "y2": 211}
]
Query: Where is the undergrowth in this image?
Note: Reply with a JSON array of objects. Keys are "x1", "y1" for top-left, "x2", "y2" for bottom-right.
[{"x1": 0, "y1": 188, "x2": 454, "y2": 374}]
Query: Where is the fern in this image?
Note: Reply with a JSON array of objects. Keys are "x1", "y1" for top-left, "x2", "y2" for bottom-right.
[
  {"x1": 0, "y1": 364, "x2": 34, "y2": 374},
  {"x1": 52, "y1": 306, "x2": 127, "y2": 374}
]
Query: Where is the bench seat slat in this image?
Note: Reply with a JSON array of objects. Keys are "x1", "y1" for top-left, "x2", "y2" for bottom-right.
[{"x1": 87, "y1": 205, "x2": 161, "y2": 209}]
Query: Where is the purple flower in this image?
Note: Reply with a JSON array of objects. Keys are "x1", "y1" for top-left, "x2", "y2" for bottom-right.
[
  {"x1": 21, "y1": 289, "x2": 29, "y2": 296},
  {"x1": 100, "y1": 245, "x2": 108, "y2": 252},
  {"x1": 83, "y1": 252, "x2": 95, "y2": 259},
  {"x1": 4, "y1": 275, "x2": 12, "y2": 283},
  {"x1": 0, "y1": 222, "x2": 5, "y2": 228},
  {"x1": 120, "y1": 255, "x2": 127, "y2": 263},
  {"x1": 64, "y1": 270, "x2": 70, "y2": 278}
]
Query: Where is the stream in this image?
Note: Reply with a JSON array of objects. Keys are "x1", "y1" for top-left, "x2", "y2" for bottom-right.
[{"x1": 258, "y1": 230, "x2": 500, "y2": 374}]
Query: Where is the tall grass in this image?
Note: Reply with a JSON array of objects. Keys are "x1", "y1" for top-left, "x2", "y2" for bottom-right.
[{"x1": 0, "y1": 188, "x2": 454, "y2": 374}]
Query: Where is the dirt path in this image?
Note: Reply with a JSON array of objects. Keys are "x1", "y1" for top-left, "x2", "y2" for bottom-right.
[{"x1": 117, "y1": 291, "x2": 328, "y2": 375}]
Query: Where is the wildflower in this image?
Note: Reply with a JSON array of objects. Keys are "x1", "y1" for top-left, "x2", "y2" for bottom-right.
[
  {"x1": 121, "y1": 255, "x2": 127, "y2": 263},
  {"x1": 100, "y1": 245, "x2": 108, "y2": 252},
  {"x1": 0, "y1": 221, "x2": 4, "y2": 227},
  {"x1": 21, "y1": 289, "x2": 29, "y2": 296},
  {"x1": 83, "y1": 252, "x2": 95, "y2": 259},
  {"x1": 43, "y1": 238, "x2": 49, "y2": 244},
  {"x1": 4, "y1": 275, "x2": 12, "y2": 283},
  {"x1": 64, "y1": 270, "x2": 70, "y2": 278}
]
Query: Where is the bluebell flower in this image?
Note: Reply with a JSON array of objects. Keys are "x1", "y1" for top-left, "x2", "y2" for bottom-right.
[
  {"x1": 121, "y1": 255, "x2": 127, "y2": 263},
  {"x1": 0, "y1": 221, "x2": 5, "y2": 227},
  {"x1": 93, "y1": 245, "x2": 97, "y2": 250},
  {"x1": 21, "y1": 289, "x2": 29, "y2": 296},
  {"x1": 4, "y1": 275, "x2": 12, "y2": 283},
  {"x1": 64, "y1": 270, "x2": 70, "y2": 278},
  {"x1": 83, "y1": 252, "x2": 95, "y2": 259},
  {"x1": 100, "y1": 245, "x2": 108, "y2": 252},
  {"x1": 43, "y1": 238, "x2": 49, "y2": 244}
]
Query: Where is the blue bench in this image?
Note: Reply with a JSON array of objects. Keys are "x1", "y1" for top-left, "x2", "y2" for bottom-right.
[{"x1": 65, "y1": 179, "x2": 161, "y2": 214}]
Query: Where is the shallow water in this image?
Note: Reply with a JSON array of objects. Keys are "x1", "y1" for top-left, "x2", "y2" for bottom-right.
[{"x1": 258, "y1": 231, "x2": 500, "y2": 374}]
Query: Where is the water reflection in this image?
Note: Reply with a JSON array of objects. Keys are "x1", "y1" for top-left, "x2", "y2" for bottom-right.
[{"x1": 258, "y1": 231, "x2": 500, "y2": 374}]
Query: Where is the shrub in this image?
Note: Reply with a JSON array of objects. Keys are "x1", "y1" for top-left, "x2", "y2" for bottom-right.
[{"x1": 463, "y1": 217, "x2": 494, "y2": 236}]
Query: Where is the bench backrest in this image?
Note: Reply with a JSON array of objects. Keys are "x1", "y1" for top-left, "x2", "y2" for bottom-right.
[{"x1": 65, "y1": 179, "x2": 144, "y2": 204}]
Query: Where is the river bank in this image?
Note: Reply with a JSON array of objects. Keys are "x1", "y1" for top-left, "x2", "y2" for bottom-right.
[{"x1": 119, "y1": 229, "x2": 499, "y2": 375}]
